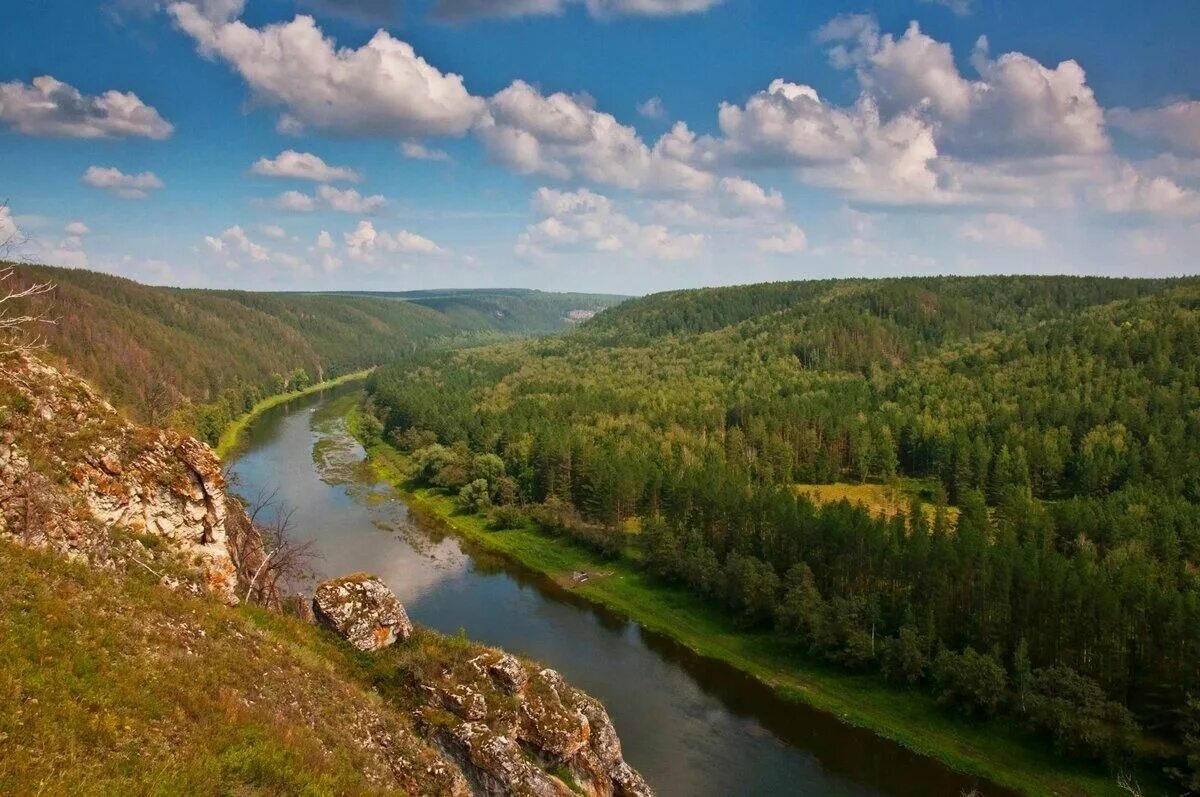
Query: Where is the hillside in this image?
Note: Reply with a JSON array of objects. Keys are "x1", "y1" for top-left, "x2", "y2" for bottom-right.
[
  {"x1": 332, "y1": 288, "x2": 625, "y2": 335},
  {"x1": 364, "y1": 275, "x2": 1200, "y2": 792},
  {"x1": 3, "y1": 264, "x2": 623, "y2": 442},
  {"x1": 0, "y1": 350, "x2": 651, "y2": 796}
]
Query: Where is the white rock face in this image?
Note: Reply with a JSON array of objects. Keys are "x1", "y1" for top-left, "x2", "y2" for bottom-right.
[{"x1": 312, "y1": 573, "x2": 414, "y2": 652}]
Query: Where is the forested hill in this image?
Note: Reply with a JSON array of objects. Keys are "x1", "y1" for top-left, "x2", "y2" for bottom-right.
[
  {"x1": 366, "y1": 274, "x2": 1200, "y2": 789},
  {"x1": 328, "y1": 288, "x2": 624, "y2": 335},
  {"x1": 4, "y1": 264, "x2": 622, "y2": 439}
]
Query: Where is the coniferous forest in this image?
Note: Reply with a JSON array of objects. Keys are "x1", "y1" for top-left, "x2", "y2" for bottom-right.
[{"x1": 366, "y1": 276, "x2": 1200, "y2": 784}]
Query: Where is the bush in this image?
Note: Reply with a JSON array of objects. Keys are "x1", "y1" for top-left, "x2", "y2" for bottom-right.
[
  {"x1": 456, "y1": 479, "x2": 493, "y2": 513},
  {"x1": 931, "y1": 647, "x2": 1007, "y2": 718},
  {"x1": 1022, "y1": 665, "x2": 1137, "y2": 763},
  {"x1": 487, "y1": 504, "x2": 526, "y2": 530},
  {"x1": 882, "y1": 626, "x2": 929, "y2": 685}
]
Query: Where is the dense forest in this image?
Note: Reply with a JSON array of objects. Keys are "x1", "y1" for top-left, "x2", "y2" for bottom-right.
[
  {"x1": 366, "y1": 276, "x2": 1200, "y2": 785},
  {"x1": 4, "y1": 264, "x2": 622, "y2": 444}
]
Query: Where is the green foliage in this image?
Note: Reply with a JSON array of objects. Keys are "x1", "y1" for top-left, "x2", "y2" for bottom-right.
[
  {"x1": 457, "y1": 478, "x2": 493, "y2": 513},
  {"x1": 931, "y1": 647, "x2": 1008, "y2": 718},
  {"x1": 4, "y1": 264, "x2": 623, "y2": 443},
  {"x1": 366, "y1": 274, "x2": 1200, "y2": 770},
  {"x1": 882, "y1": 627, "x2": 930, "y2": 686},
  {"x1": 1023, "y1": 666, "x2": 1138, "y2": 763}
]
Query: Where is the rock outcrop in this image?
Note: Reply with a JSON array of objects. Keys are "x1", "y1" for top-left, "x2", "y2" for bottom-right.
[
  {"x1": 313, "y1": 572, "x2": 414, "y2": 651},
  {"x1": 315, "y1": 575, "x2": 653, "y2": 797},
  {"x1": 0, "y1": 351, "x2": 250, "y2": 604},
  {"x1": 419, "y1": 654, "x2": 653, "y2": 797}
]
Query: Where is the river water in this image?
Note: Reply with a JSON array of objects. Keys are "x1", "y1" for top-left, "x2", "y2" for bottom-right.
[{"x1": 227, "y1": 385, "x2": 1007, "y2": 797}]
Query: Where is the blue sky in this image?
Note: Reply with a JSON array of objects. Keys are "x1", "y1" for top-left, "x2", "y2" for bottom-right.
[{"x1": 1, "y1": 0, "x2": 1198, "y2": 293}]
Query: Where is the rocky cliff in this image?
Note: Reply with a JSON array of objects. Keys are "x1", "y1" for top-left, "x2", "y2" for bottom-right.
[
  {"x1": 0, "y1": 351, "x2": 652, "y2": 797},
  {"x1": 0, "y1": 351, "x2": 247, "y2": 604}
]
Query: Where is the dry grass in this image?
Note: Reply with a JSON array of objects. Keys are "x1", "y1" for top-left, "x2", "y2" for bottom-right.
[{"x1": 793, "y1": 482, "x2": 961, "y2": 526}]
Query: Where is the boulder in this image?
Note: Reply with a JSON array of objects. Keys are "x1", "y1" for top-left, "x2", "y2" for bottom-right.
[{"x1": 313, "y1": 573, "x2": 413, "y2": 651}]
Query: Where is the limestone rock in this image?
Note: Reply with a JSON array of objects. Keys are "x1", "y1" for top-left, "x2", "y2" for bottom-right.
[
  {"x1": 313, "y1": 573, "x2": 413, "y2": 652},
  {"x1": 487, "y1": 653, "x2": 528, "y2": 694}
]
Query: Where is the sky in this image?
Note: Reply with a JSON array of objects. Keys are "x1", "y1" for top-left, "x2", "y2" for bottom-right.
[{"x1": 1, "y1": 0, "x2": 1198, "y2": 294}]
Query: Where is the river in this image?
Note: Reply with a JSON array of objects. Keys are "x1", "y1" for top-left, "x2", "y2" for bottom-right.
[{"x1": 227, "y1": 384, "x2": 1008, "y2": 797}]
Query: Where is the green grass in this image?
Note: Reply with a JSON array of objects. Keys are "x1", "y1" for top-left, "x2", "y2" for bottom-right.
[
  {"x1": 215, "y1": 369, "x2": 373, "y2": 459},
  {"x1": 348, "y1": 409, "x2": 1166, "y2": 797}
]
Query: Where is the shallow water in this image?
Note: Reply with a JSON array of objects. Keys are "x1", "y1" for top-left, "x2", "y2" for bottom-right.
[{"x1": 227, "y1": 385, "x2": 1009, "y2": 797}]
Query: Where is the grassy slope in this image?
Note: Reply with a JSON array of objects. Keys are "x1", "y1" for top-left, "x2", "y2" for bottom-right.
[
  {"x1": 0, "y1": 539, "x2": 424, "y2": 794},
  {"x1": 346, "y1": 408, "x2": 1157, "y2": 797}
]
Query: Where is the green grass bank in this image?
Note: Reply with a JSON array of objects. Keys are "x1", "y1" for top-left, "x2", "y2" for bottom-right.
[{"x1": 214, "y1": 369, "x2": 373, "y2": 459}]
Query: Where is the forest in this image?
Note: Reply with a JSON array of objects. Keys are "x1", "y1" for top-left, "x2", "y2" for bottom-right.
[
  {"x1": 4, "y1": 264, "x2": 621, "y2": 444},
  {"x1": 366, "y1": 275, "x2": 1200, "y2": 787}
]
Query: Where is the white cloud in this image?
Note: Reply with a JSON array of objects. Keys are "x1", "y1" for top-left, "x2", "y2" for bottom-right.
[
  {"x1": 517, "y1": 187, "x2": 705, "y2": 261},
  {"x1": 0, "y1": 75, "x2": 173, "y2": 139},
  {"x1": 81, "y1": 166, "x2": 165, "y2": 199},
  {"x1": 432, "y1": 0, "x2": 723, "y2": 21},
  {"x1": 959, "y1": 213, "x2": 1045, "y2": 248},
  {"x1": 204, "y1": 225, "x2": 270, "y2": 262},
  {"x1": 344, "y1": 220, "x2": 447, "y2": 261},
  {"x1": 756, "y1": 224, "x2": 808, "y2": 254},
  {"x1": 64, "y1": 221, "x2": 90, "y2": 236},
  {"x1": 476, "y1": 80, "x2": 711, "y2": 193},
  {"x1": 316, "y1": 185, "x2": 386, "y2": 214},
  {"x1": 1088, "y1": 163, "x2": 1200, "y2": 217},
  {"x1": 401, "y1": 141, "x2": 452, "y2": 161},
  {"x1": 718, "y1": 176, "x2": 785, "y2": 216},
  {"x1": 259, "y1": 224, "x2": 286, "y2": 239},
  {"x1": 271, "y1": 190, "x2": 317, "y2": 212},
  {"x1": 252, "y1": 150, "x2": 361, "y2": 182},
  {"x1": 1109, "y1": 101, "x2": 1200, "y2": 156},
  {"x1": 637, "y1": 96, "x2": 666, "y2": 119},
  {"x1": 315, "y1": 230, "x2": 334, "y2": 248},
  {"x1": 169, "y1": 4, "x2": 484, "y2": 137},
  {"x1": 268, "y1": 186, "x2": 386, "y2": 213}
]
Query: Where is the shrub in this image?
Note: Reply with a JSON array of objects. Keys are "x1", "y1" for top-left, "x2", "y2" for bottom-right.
[
  {"x1": 1022, "y1": 665, "x2": 1137, "y2": 763},
  {"x1": 931, "y1": 647, "x2": 1007, "y2": 718},
  {"x1": 456, "y1": 479, "x2": 492, "y2": 513},
  {"x1": 487, "y1": 504, "x2": 526, "y2": 531},
  {"x1": 882, "y1": 627, "x2": 929, "y2": 685}
]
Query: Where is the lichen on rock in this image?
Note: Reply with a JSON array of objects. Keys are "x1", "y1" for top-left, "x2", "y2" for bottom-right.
[{"x1": 312, "y1": 572, "x2": 414, "y2": 652}]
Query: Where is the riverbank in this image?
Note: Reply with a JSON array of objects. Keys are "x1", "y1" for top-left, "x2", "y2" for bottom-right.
[
  {"x1": 214, "y1": 369, "x2": 373, "y2": 459},
  {"x1": 342, "y1": 404, "x2": 1159, "y2": 797}
]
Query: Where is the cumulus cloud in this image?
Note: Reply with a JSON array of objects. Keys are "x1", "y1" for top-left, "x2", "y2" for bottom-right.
[
  {"x1": 959, "y1": 213, "x2": 1046, "y2": 248},
  {"x1": 344, "y1": 220, "x2": 447, "y2": 261},
  {"x1": 81, "y1": 166, "x2": 164, "y2": 199},
  {"x1": 516, "y1": 187, "x2": 705, "y2": 261},
  {"x1": 1088, "y1": 163, "x2": 1200, "y2": 217},
  {"x1": 1110, "y1": 101, "x2": 1200, "y2": 155},
  {"x1": 252, "y1": 150, "x2": 360, "y2": 182},
  {"x1": 317, "y1": 185, "x2": 387, "y2": 214},
  {"x1": 268, "y1": 186, "x2": 386, "y2": 213},
  {"x1": 0, "y1": 75, "x2": 173, "y2": 139},
  {"x1": 204, "y1": 225, "x2": 270, "y2": 262},
  {"x1": 432, "y1": 0, "x2": 723, "y2": 22},
  {"x1": 756, "y1": 224, "x2": 808, "y2": 254},
  {"x1": 637, "y1": 97, "x2": 666, "y2": 119},
  {"x1": 64, "y1": 221, "x2": 90, "y2": 236},
  {"x1": 718, "y1": 176, "x2": 785, "y2": 216},
  {"x1": 401, "y1": 141, "x2": 452, "y2": 161},
  {"x1": 476, "y1": 81, "x2": 711, "y2": 193},
  {"x1": 169, "y1": 4, "x2": 484, "y2": 137}
]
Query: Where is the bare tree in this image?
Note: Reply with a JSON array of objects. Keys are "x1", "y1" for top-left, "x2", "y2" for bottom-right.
[
  {"x1": 1, "y1": 201, "x2": 56, "y2": 355},
  {"x1": 1115, "y1": 772, "x2": 1143, "y2": 797},
  {"x1": 224, "y1": 477, "x2": 319, "y2": 610}
]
